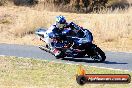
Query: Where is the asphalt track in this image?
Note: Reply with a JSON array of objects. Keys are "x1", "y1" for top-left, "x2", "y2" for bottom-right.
[{"x1": 0, "y1": 43, "x2": 132, "y2": 71}]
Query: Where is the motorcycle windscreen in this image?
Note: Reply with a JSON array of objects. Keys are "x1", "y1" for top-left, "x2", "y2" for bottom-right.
[{"x1": 84, "y1": 30, "x2": 93, "y2": 43}]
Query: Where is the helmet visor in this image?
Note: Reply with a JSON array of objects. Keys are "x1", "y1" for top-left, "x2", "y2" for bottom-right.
[{"x1": 57, "y1": 23, "x2": 66, "y2": 29}]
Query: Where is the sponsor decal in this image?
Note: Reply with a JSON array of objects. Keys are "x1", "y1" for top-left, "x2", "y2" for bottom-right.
[{"x1": 76, "y1": 65, "x2": 131, "y2": 85}]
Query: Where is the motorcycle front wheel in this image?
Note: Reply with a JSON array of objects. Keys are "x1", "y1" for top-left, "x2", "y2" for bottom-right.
[{"x1": 91, "y1": 47, "x2": 106, "y2": 62}]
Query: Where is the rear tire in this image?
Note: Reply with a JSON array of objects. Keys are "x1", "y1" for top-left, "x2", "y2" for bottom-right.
[{"x1": 55, "y1": 51, "x2": 65, "y2": 59}]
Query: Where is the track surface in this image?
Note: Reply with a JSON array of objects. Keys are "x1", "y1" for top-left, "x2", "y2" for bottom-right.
[{"x1": 0, "y1": 43, "x2": 132, "y2": 71}]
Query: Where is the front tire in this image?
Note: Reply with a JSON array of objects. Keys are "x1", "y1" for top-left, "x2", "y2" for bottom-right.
[{"x1": 92, "y1": 47, "x2": 106, "y2": 62}]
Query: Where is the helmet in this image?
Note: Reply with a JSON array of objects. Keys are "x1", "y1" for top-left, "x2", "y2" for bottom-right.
[{"x1": 56, "y1": 15, "x2": 66, "y2": 29}]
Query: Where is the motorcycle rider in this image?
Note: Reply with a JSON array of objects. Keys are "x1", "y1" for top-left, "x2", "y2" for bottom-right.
[{"x1": 47, "y1": 15, "x2": 93, "y2": 57}]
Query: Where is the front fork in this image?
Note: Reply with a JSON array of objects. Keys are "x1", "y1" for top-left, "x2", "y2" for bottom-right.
[{"x1": 86, "y1": 44, "x2": 97, "y2": 57}]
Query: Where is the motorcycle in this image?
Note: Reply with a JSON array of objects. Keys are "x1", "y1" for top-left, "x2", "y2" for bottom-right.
[{"x1": 35, "y1": 27, "x2": 106, "y2": 62}]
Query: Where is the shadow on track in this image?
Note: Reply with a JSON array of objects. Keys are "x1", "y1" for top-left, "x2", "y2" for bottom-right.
[
  {"x1": 104, "y1": 61, "x2": 127, "y2": 64},
  {"x1": 61, "y1": 57, "x2": 128, "y2": 64}
]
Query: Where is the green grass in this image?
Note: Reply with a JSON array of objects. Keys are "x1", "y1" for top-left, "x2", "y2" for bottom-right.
[{"x1": 0, "y1": 56, "x2": 132, "y2": 88}]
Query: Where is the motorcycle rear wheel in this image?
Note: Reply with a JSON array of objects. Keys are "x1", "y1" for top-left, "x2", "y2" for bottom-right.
[{"x1": 55, "y1": 51, "x2": 65, "y2": 59}]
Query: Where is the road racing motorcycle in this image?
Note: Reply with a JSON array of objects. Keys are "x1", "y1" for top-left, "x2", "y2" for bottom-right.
[{"x1": 35, "y1": 27, "x2": 106, "y2": 62}]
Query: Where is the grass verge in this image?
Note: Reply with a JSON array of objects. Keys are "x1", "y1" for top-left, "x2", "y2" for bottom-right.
[{"x1": 0, "y1": 56, "x2": 131, "y2": 88}]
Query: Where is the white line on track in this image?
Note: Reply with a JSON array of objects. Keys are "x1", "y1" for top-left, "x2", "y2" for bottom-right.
[{"x1": 0, "y1": 55, "x2": 6, "y2": 57}]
